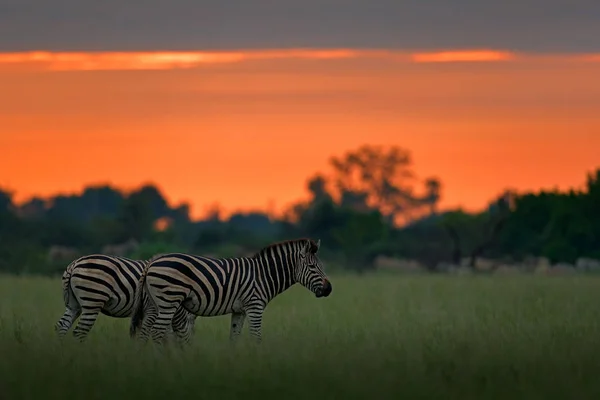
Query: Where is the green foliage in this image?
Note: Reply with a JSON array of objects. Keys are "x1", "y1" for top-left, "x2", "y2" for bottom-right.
[
  {"x1": 493, "y1": 185, "x2": 600, "y2": 264},
  {"x1": 118, "y1": 189, "x2": 156, "y2": 242},
  {"x1": 329, "y1": 209, "x2": 391, "y2": 272}
]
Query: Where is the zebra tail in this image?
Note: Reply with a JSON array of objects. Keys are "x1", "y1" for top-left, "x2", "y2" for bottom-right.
[
  {"x1": 130, "y1": 268, "x2": 149, "y2": 338},
  {"x1": 61, "y1": 259, "x2": 79, "y2": 308}
]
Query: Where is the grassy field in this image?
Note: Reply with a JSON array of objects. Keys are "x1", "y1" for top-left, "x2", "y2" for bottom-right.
[{"x1": 1, "y1": 273, "x2": 600, "y2": 399}]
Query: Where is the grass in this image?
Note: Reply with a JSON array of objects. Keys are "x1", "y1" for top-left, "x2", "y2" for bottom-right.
[{"x1": 2, "y1": 273, "x2": 600, "y2": 399}]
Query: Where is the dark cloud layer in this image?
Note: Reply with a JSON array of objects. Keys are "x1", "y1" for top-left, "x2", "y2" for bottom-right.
[{"x1": 1, "y1": 0, "x2": 598, "y2": 52}]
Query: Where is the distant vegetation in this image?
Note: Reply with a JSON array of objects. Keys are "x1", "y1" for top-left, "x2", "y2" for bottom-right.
[{"x1": 1, "y1": 144, "x2": 599, "y2": 275}]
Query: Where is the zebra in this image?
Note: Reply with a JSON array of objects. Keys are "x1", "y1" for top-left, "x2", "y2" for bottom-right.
[
  {"x1": 55, "y1": 254, "x2": 197, "y2": 342},
  {"x1": 130, "y1": 238, "x2": 332, "y2": 344}
]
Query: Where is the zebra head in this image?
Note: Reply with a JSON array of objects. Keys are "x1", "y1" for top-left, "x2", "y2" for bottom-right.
[{"x1": 295, "y1": 239, "x2": 332, "y2": 298}]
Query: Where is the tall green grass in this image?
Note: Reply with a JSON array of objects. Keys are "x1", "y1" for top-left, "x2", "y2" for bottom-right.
[{"x1": 1, "y1": 274, "x2": 600, "y2": 399}]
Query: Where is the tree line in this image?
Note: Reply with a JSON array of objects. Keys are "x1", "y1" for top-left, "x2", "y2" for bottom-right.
[{"x1": 1, "y1": 144, "x2": 598, "y2": 275}]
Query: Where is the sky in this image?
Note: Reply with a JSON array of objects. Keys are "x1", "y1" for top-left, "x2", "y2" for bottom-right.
[
  {"x1": 1, "y1": 0, "x2": 600, "y2": 52},
  {"x1": 1, "y1": 1, "x2": 599, "y2": 219}
]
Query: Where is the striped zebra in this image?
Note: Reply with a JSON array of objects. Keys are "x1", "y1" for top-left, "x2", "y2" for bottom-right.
[
  {"x1": 55, "y1": 254, "x2": 197, "y2": 342},
  {"x1": 130, "y1": 238, "x2": 332, "y2": 344}
]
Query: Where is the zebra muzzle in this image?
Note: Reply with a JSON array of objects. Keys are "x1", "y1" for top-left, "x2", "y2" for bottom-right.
[{"x1": 315, "y1": 279, "x2": 332, "y2": 298}]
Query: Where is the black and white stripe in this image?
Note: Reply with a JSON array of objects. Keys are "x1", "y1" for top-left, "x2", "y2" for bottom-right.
[
  {"x1": 55, "y1": 254, "x2": 197, "y2": 342},
  {"x1": 130, "y1": 238, "x2": 332, "y2": 344}
]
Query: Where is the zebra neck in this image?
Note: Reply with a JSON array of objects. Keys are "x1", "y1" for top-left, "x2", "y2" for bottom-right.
[{"x1": 256, "y1": 251, "x2": 297, "y2": 299}]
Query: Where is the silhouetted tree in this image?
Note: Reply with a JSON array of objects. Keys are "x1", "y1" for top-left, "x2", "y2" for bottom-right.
[
  {"x1": 421, "y1": 177, "x2": 442, "y2": 215},
  {"x1": 18, "y1": 197, "x2": 46, "y2": 218},
  {"x1": 329, "y1": 144, "x2": 417, "y2": 222},
  {"x1": 117, "y1": 189, "x2": 156, "y2": 242},
  {"x1": 0, "y1": 188, "x2": 14, "y2": 213}
]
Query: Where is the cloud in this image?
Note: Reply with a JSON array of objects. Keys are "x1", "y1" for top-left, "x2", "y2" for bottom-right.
[
  {"x1": 3, "y1": 49, "x2": 599, "y2": 72},
  {"x1": 410, "y1": 50, "x2": 515, "y2": 63},
  {"x1": 0, "y1": 0, "x2": 599, "y2": 52}
]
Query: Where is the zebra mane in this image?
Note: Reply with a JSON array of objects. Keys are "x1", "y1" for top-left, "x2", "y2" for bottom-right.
[{"x1": 252, "y1": 238, "x2": 319, "y2": 258}]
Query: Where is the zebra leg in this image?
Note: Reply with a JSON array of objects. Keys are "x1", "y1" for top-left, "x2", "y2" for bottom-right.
[
  {"x1": 150, "y1": 308, "x2": 178, "y2": 345},
  {"x1": 245, "y1": 305, "x2": 265, "y2": 344},
  {"x1": 138, "y1": 303, "x2": 158, "y2": 343},
  {"x1": 171, "y1": 307, "x2": 196, "y2": 346},
  {"x1": 72, "y1": 308, "x2": 101, "y2": 342},
  {"x1": 55, "y1": 307, "x2": 81, "y2": 337},
  {"x1": 229, "y1": 312, "x2": 246, "y2": 342}
]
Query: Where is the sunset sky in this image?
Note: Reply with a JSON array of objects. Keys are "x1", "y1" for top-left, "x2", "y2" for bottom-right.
[{"x1": 1, "y1": 1, "x2": 599, "y2": 219}]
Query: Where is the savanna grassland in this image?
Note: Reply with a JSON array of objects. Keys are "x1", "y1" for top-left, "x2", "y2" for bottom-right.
[{"x1": 1, "y1": 273, "x2": 600, "y2": 400}]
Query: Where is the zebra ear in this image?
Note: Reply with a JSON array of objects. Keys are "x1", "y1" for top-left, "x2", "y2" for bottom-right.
[
  {"x1": 300, "y1": 242, "x2": 308, "y2": 257},
  {"x1": 315, "y1": 239, "x2": 321, "y2": 252}
]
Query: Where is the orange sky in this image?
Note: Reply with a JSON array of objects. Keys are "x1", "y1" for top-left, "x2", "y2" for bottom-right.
[{"x1": 1, "y1": 49, "x2": 599, "y2": 219}]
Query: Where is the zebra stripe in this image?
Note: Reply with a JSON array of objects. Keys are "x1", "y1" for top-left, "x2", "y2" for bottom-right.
[
  {"x1": 130, "y1": 238, "x2": 332, "y2": 344},
  {"x1": 55, "y1": 254, "x2": 197, "y2": 342}
]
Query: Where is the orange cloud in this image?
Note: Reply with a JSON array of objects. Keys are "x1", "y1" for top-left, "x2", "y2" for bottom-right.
[
  {"x1": 0, "y1": 48, "x2": 532, "y2": 71},
  {"x1": 0, "y1": 49, "x2": 368, "y2": 71},
  {"x1": 0, "y1": 50, "x2": 248, "y2": 71},
  {"x1": 2, "y1": 49, "x2": 599, "y2": 72},
  {"x1": 410, "y1": 50, "x2": 515, "y2": 63}
]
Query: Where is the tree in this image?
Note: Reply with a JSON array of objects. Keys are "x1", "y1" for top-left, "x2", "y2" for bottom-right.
[
  {"x1": 117, "y1": 190, "x2": 156, "y2": 242},
  {"x1": 132, "y1": 184, "x2": 170, "y2": 218},
  {"x1": 281, "y1": 144, "x2": 447, "y2": 272},
  {"x1": 466, "y1": 191, "x2": 515, "y2": 268},
  {"x1": 307, "y1": 174, "x2": 333, "y2": 204},
  {"x1": 202, "y1": 203, "x2": 223, "y2": 224},
  {"x1": 330, "y1": 209, "x2": 390, "y2": 273},
  {"x1": 0, "y1": 189, "x2": 14, "y2": 213},
  {"x1": 440, "y1": 191, "x2": 516, "y2": 270},
  {"x1": 18, "y1": 197, "x2": 46, "y2": 218},
  {"x1": 421, "y1": 177, "x2": 442, "y2": 215},
  {"x1": 329, "y1": 144, "x2": 417, "y2": 223}
]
